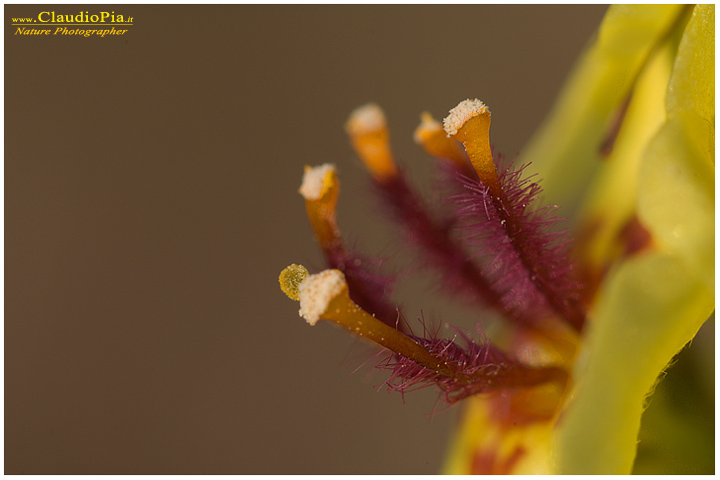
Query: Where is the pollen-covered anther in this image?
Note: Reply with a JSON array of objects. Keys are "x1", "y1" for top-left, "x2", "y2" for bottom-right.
[
  {"x1": 299, "y1": 163, "x2": 336, "y2": 201},
  {"x1": 414, "y1": 112, "x2": 468, "y2": 169},
  {"x1": 283, "y1": 266, "x2": 457, "y2": 376},
  {"x1": 345, "y1": 103, "x2": 398, "y2": 182},
  {"x1": 297, "y1": 269, "x2": 348, "y2": 325},
  {"x1": 443, "y1": 99, "x2": 498, "y2": 188},
  {"x1": 413, "y1": 111, "x2": 443, "y2": 143},
  {"x1": 442, "y1": 99, "x2": 490, "y2": 136}
]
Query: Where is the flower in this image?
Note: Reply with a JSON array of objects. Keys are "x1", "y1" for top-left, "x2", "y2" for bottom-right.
[{"x1": 278, "y1": 4, "x2": 713, "y2": 474}]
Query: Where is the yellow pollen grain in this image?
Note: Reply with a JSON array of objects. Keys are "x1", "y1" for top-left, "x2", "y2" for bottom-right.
[{"x1": 279, "y1": 264, "x2": 309, "y2": 301}]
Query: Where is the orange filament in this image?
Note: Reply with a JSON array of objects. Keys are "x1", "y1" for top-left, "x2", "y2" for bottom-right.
[
  {"x1": 299, "y1": 164, "x2": 342, "y2": 250},
  {"x1": 345, "y1": 103, "x2": 398, "y2": 182},
  {"x1": 322, "y1": 289, "x2": 455, "y2": 377},
  {"x1": 444, "y1": 100, "x2": 499, "y2": 189},
  {"x1": 414, "y1": 112, "x2": 468, "y2": 170},
  {"x1": 282, "y1": 266, "x2": 454, "y2": 376}
]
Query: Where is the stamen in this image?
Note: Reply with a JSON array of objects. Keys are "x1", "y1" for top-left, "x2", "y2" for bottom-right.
[
  {"x1": 414, "y1": 112, "x2": 469, "y2": 171},
  {"x1": 345, "y1": 103, "x2": 398, "y2": 182},
  {"x1": 299, "y1": 164, "x2": 341, "y2": 250},
  {"x1": 443, "y1": 99, "x2": 498, "y2": 189},
  {"x1": 281, "y1": 265, "x2": 568, "y2": 399},
  {"x1": 286, "y1": 266, "x2": 455, "y2": 375}
]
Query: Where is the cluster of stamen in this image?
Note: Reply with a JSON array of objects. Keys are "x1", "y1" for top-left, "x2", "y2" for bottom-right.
[{"x1": 280, "y1": 98, "x2": 583, "y2": 404}]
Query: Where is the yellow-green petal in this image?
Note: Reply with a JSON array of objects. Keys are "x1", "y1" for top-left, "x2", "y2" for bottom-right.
[
  {"x1": 519, "y1": 5, "x2": 689, "y2": 217},
  {"x1": 552, "y1": 5, "x2": 714, "y2": 474},
  {"x1": 553, "y1": 253, "x2": 713, "y2": 473},
  {"x1": 666, "y1": 4, "x2": 715, "y2": 125},
  {"x1": 572, "y1": 36, "x2": 673, "y2": 283}
]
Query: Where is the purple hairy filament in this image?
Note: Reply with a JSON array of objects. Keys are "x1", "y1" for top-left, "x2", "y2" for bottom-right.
[
  {"x1": 290, "y1": 278, "x2": 568, "y2": 406},
  {"x1": 372, "y1": 171, "x2": 518, "y2": 320},
  {"x1": 376, "y1": 329, "x2": 568, "y2": 404},
  {"x1": 454, "y1": 160, "x2": 586, "y2": 331},
  {"x1": 442, "y1": 99, "x2": 586, "y2": 332},
  {"x1": 324, "y1": 248, "x2": 401, "y2": 328}
]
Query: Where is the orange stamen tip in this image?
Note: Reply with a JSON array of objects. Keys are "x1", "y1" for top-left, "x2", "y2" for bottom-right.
[
  {"x1": 443, "y1": 99, "x2": 491, "y2": 137},
  {"x1": 299, "y1": 165, "x2": 341, "y2": 250},
  {"x1": 443, "y1": 99, "x2": 496, "y2": 185},
  {"x1": 413, "y1": 112, "x2": 443, "y2": 144},
  {"x1": 413, "y1": 111, "x2": 469, "y2": 168},
  {"x1": 297, "y1": 269, "x2": 348, "y2": 325},
  {"x1": 345, "y1": 103, "x2": 387, "y2": 136},
  {"x1": 299, "y1": 163, "x2": 337, "y2": 201},
  {"x1": 344, "y1": 103, "x2": 397, "y2": 181}
]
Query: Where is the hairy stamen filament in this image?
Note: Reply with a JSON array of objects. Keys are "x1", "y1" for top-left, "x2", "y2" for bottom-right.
[
  {"x1": 282, "y1": 266, "x2": 455, "y2": 376},
  {"x1": 445, "y1": 99, "x2": 586, "y2": 331},
  {"x1": 347, "y1": 104, "x2": 520, "y2": 317},
  {"x1": 280, "y1": 265, "x2": 568, "y2": 392}
]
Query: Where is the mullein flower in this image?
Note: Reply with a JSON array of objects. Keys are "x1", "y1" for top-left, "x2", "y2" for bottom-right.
[{"x1": 279, "y1": 4, "x2": 713, "y2": 474}]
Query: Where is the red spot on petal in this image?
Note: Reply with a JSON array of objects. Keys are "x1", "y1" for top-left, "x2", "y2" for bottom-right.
[
  {"x1": 619, "y1": 214, "x2": 653, "y2": 258},
  {"x1": 471, "y1": 445, "x2": 526, "y2": 474},
  {"x1": 599, "y1": 93, "x2": 632, "y2": 158}
]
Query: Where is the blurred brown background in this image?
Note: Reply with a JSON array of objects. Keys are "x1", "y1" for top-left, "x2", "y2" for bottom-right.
[{"x1": 5, "y1": 5, "x2": 609, "y2": 474}]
